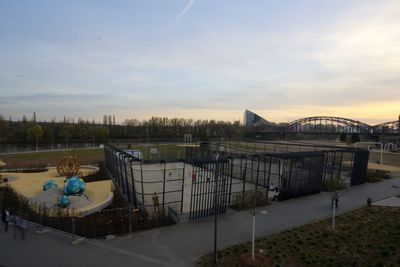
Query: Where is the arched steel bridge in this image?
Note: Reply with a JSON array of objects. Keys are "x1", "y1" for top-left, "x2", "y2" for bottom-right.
[
  {"x1": 256, "y1": 116, "x2": 400, "y2": 135},
  {"x1": 373, "y1": 120, "x2": 400, "y2": 135}
]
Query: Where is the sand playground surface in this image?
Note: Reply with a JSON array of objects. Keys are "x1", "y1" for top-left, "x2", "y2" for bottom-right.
[{"x1": 1, "y1": 166, "x2": 113, "y2": 216}]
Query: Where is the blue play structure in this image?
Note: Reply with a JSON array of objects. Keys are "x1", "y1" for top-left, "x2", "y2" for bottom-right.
[
  {"x1": 58, "y1": 195, "x2": 71, "y2": 208},
  {"x1": 43, "y1": 180, "x2": 58, "y2": 191},
  {"x1": 64, "y1": 176, "x2": 86, "y2": 196}
]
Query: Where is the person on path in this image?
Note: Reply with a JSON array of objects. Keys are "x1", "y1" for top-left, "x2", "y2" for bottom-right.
[
  {"x1": 272, "y1": 188, "x2": 280, "y2": 202},
  {"x1": 334, "y1": 191, "x2": 339, "y2": 208},
  {"x1": 269, "y1": 183, "x2": 276, "y2": 192},
  {"x1": 152, "y1": 192, "x2": 160, "y2": 213},
  {"x1": 2, "y1": 208, "x2": 10, "y2": 232}
]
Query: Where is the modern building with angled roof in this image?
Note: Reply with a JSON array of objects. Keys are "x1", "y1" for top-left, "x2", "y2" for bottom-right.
[{"x1": 243, "y1": 109, "x2": 270, "y2": 128}]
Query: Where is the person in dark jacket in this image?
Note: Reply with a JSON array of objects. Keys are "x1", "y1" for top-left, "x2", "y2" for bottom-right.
[
  {"x1": 2, "y1": 208, "x2": 10, "y2": 232},
  {"x1": 334, "y1": 191, "x2": 339, "y2": 208}
]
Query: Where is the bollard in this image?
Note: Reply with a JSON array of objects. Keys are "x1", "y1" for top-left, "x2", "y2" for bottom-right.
[{"x1": 367, "y1": 198, "x2": 372, "y2": 206}]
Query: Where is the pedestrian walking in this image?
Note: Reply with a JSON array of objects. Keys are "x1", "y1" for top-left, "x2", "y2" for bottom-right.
[
  {"x1": 272, "y1": 188, "x2": 280, "y2": 201},
  {"x1": 1, "y1": 208, "x2": 10, "y2": 232},
  {"x1": 269, "y1": 182, "x2": 276, "y2": 192},
  {"x1": 334, "y1": 191, "x2": 339, "y2": 208},
  {"x1": 152, "y1": 192, "x2": 160, "y2": 213}
]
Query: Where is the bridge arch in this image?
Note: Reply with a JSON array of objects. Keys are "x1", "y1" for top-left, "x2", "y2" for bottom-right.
[
  {"x1": 373, "y1": 121, "x2": 400, "y2": 135},
  {"x1": 286, "y1": 116, "x2": 373, "y2": 134}
]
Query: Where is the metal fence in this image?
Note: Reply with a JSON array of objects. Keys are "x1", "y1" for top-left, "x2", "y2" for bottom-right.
[
  {"x1": 0, "y1": 189, "x2": 177, "y2": 238},
  {"x1": 187, "y1": 141, "x2": 369, "y2": 189},
  {"x1": 187, "y1": 159, "x2": 232, "y2": 220},
  {"x1": 278, "y1": 152, "x2": 325, "y2": 199},
  {"x1": 105, "y1": 142, "x2": 369, "y2": 221},
  {"x1": 104, "y1": 144, "x2": 186, "y2": 215}
]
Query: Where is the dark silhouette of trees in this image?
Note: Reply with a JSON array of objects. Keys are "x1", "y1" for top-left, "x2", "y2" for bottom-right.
[
  {"x1": 0, "y1": 115, "x2": 245, "y2": 146},
  {"x1": 350, "y1": 133, "x2": 361, "y2": 143},
  {"x1": 339, "y1": 132, "x2": 347, "y2": 143},
  {"x1": 59, "y1": 125, "x2": 74, "y2": 149},
  {"x1": 27, "y1": 124, "x2": 43, "y2": 151},
  {"x1": 0, "y1": 115, "x2": 9, "y2": 144}
]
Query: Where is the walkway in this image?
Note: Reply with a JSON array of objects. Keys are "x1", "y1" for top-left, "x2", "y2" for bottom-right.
[{"x1": 1, "y1": 177, "x2": 399, "y2": 267}]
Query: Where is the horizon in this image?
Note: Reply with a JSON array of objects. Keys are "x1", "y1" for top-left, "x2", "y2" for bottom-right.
[
  {"x1": 1, "y1": 1, "x2": 399, "y2": 125},
  {"x1": 4, "y1": 110, "x2": 399, "y2": 126}
]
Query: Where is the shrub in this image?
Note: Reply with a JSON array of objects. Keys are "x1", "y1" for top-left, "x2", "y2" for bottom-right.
[
  {"x1": 323, "y1": 178, "x2": 345, "y2": 192},
  {"x1": 230, "y1": 190, "x2": 268, "y2": 211},
  {"x1": 339, "y1": 133, "x2": 347, "y2": 143},
  {"x1": 350, "y1": 133, "x2": 361, "y2": 143},
  {"x1": 366, "y1": 169, "x2": 391, "y2": 183}
]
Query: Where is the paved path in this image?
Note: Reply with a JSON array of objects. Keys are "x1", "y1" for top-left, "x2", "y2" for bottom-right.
[
  {"x1": 373, "y1": 196, "x2": 400, "y2": 207},
  {"x1": 1, "y1": 177, "x2": 399, "y2": 267}
]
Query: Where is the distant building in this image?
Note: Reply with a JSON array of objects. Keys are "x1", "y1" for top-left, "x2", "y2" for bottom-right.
[{"x1": 243, "y1": 110, "x2": 270, "y2": 128}]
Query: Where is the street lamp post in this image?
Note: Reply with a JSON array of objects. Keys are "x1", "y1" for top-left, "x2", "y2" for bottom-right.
[
  {"x1": 252, "y1": 206, "x2": 256, "y2": 260},
  {"x1": 213, "y1": 157, "x2": 220, "y2": 264},
  {"x1": 332, "y1": 196, "x2": 336, "y2": 230}
]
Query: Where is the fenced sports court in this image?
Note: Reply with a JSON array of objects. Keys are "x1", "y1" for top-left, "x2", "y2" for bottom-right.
[{"x1": 104, "y1": 141, "x2": 369, "y2": 221}]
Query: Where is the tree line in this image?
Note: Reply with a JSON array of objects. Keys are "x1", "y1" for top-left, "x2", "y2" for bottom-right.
[{"x1": 0, "y1": 115, "x2": 245, "y2": 147}]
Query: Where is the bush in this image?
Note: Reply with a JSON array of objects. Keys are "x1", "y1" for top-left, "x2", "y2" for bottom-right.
[
  {"x1": 322, "y1": 178, "x2": 345, "y2": 192},
  {"x1": 339, "y1": 133, "x2": 347, "y2": 143},
  {"x1": 82, "y1": 161, "x2": 108, "y2": 182},
  {"x1": 1, "y1": 163, "x2": 48, "y2": 173},
  {"x1": 350, "y1": 133, "x2": 361, "y2": 143},
  {"x1": 230, "y1": 190, "x2": 268, "y2": 211},
  {"x1": 366, "y1": 169, "x2": 391, "y2": 183}
]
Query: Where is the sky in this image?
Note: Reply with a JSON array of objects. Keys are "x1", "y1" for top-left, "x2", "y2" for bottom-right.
[{"x1": 0, "y1": 0, "x2": 399, "y2": 125}]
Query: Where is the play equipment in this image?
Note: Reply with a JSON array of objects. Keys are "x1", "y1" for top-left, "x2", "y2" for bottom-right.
[
  {"x1": 64, "y1": 176, "x2": 86, "y2": 196},
  {"x1": 57, "y1": 156, "x2": 80, "y2": 177},
  {"x1": 43, "y1": 180, "x2": 58, "y2": 191},
  {"x1": 58, "y1": 195, "x2": 71, "y2": 208}
]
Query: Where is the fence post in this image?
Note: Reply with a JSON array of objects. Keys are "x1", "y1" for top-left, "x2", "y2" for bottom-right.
[
  {"x1": 39, "y1": 204, "x2": 42, "y2": 226},
  {"x1": 162, "y1": 161, "x2": 166, "y2": 216},
  {"x1": 128, "y1": 207, "x2": 133, "y2": 233},
  {"x1": 0, "y1": 191, "x2": 4, "y2": 212},
  {"x1": 181, "y1": 162, "x2": 185, "y2": 213},
  {"x1": 72, "y1": 217, "x2": 76, "y2": 235}
]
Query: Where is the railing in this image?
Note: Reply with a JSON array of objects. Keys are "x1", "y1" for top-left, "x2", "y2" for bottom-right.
[{"x1": 0, "y1": 189, "x2": 175, "y2": 238}]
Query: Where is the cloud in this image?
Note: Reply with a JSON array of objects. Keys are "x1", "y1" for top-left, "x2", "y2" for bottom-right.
[
  {"x1": 128, "y1": 0, "x2": 195, "y2": 79},
  {"x1": 1, "y1": 1, "x2": 399, "y2": 123},
  {"x1": 176, "y1": 0, "x2": 194, "y2": 21}
]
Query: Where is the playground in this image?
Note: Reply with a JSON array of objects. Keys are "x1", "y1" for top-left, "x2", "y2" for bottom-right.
[{"x1": 0, "y1": 164, "x2": 113, "y2": 216}]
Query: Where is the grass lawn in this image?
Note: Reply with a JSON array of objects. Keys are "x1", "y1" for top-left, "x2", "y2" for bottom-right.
[
  {"x1": 0, "y1": 143, "x2": 188, "y2": 167},
  {"x1": 1, "y1": 148, "x2": 105, "y2": 167},
  {"x1": 197, "y1": 206, "x2": 400, "y2": 267},
  {"x1": 369, "y1": 151, "x2": 400, "y2": 168}
]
